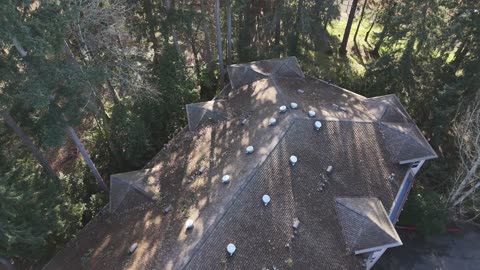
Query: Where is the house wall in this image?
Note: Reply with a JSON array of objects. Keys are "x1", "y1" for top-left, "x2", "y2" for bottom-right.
[
  {"x1": 366, "y1": 249, "x2": 386, "y2": 270},
  {"x1": 365, "y1": 159, "x2": 425, "y2": 270}
]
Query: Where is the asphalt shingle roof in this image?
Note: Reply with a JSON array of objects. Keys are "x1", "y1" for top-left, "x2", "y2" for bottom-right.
[
  {"x1": 44, "y1": 58, "x2": 435, "y2": 270},
  {"x1": 335, "y1": 197, "x2": 402, "y2": 255}
]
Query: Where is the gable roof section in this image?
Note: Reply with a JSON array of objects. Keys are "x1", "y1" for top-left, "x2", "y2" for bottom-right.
[
  {"x1": 335, "y1": 197, "x2": 402, "y2": 255},
  {"x1": 227, "y1": 56, "x2": 304, "y2": 89}
]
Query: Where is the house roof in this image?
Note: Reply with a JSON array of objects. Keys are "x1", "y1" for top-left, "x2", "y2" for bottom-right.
[
  {"x1": 362, "y1": 95, "x2": 438, "y2": 164},
  {"x1": 227, "y1": 57, "x2": 304, "y2": 89},
  {"x1": 44, "y1": 58, "x2": 435, "y2": 270},
  {"x1": 335, "y1": 197, "x2": 402, "y2": 255}
]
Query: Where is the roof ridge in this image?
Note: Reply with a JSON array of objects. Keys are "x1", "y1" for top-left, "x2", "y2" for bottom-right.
[{"x1": 181, "y1": 118, "x2": 297, "y2": 270}]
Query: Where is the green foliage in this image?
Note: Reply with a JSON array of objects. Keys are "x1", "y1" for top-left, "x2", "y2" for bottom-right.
[
  {"x1": 399, "y1": 189, "x2": 449, "y2": 235},
  {"x1": 111, "y1": 104, "x2": 154, "y2": 168},
  {"x1": 145, "y1": 44, "x2": 197, "y2": 148},
  {"x1": 0, "y1": 159, "x2": 85, "y2": 264}
]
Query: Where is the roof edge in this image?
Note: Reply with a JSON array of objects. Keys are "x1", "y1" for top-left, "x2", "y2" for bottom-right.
[{"x1": 354, "y1": 241, "x2": 403, "y2": 255}]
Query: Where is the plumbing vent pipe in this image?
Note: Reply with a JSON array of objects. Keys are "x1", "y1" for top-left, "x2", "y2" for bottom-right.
[
  {"x1": 314, "y1": 121, "x2": 322, "y2": 130},
  {"x1": 129, "y1": 243, "x2": 138, "y2": 254},
  {"x1": 290, "y1": 102, "x2": 298, "y2": 109},
  {"x1": 227, "y1": 243, "x2": 236, "y2": 256},
  {"x1": 222, "y1": 175, "x2": 231, "y2": 184},
  {"x1": 185, "y1": 219, "x2": 194, "y2": 230},
  {"x1": 308, "y1": 110, "x2": 316, "y2": 117},
  {"x1": 293, "y1": 218, "x2": 300, "y2": 230},
  {"x1": 279, "y1": 105, "x2": 287, "y2": 113},
  {"x1": 290, "y1": 155, "x2": 298, "y2": 166},
  {"x1": 246, "y1": 146, "x2": 254, "y2": 154},
  {"x1": 326, "y1": 165, "x2": 333, "y2": 174},
  {"x1": 269, "y1": 118, "x2": 277, "y2": 126},
  {"x1": 262, "y1": 195, "x2": 271, "y2": 206}
]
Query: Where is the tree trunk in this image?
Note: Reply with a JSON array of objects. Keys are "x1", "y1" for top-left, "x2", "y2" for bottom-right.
[
  {"x1": 372, "y1": 26, "x2": 387, "y2": 56},
  {"x1": 11, "y1": 37, "x2": 27, "y2": 58},
  {"x1": 450, "y1": 156, "x2": 480, "y2": 206},
  {"x1": 364, "y1": 13, "x2": 377, "y2": 42},
  {"x1": 226, "y1": 0, "x2": 232, "y2": 65},
  {"x1": 339, "y1": 0, "x2": 359, "y2": 55},
  {"x1": 214, "y1": 0, "x2": 224, "y2": 82},
  {"x1": 453, "y1": 181, "x2": 480, "y2": 207},
  {"x1": 63, "y1": 41, "x2": 125, "y2": 167},
  {"x1": 166, "y1": 0, "x2": 181, "y2": 54},
  {"x1": 66, "y1": 125, "x2": 109, "y2": 192},
  {"x1": 274, "y1": 0, "x2": 283, "y2": 49},
  {"x1": 142, "y1": 0, "x2": 160, "y2": 52},
  {"x1": 0, "y1": 110, "x2": 59, "y2": 182},
  {"x1": 107, "y1": 79, "x2": 120, "y2": 105},
  {"x1": 451, "y1": 40, "x2": 470, "y2": 70},
  {"x1": 200, "y1": 0, "x2": 212, "y2": 64},
  {"x1": 353, "y1": 0, "x2": 367, "y2": 44}
]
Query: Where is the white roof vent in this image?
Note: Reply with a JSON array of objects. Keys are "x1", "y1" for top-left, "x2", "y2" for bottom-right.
[
  {"x1": 222, "y1": 175, "x2": 231, "y2": 184},
  {"x1": 314, "y1": 121, "x2": 322, "y2": 130},
  {"x1": 290, "y1": 155, "x2": 298, "y2": 166},
  {"x1": 326, "y1": 165, "x2": 333, "y2": 174},
  {"x1": 290, "y1": 102, "x2": 298, "y2": 109},
  {"x1": 279, "y1": 105, "x2": 287, "y2": 113},
  {"x1": 227, "y1": 243, "x2": 236, "y2": 256},
  {"x1": 246, "y1": 145, "x2": 254, "y2": 154},
  {"x1": 293, "y1": 218, "x2": 300, "y2": 230},
  {"x1": 269, "y1": 118, "x2": 277, "y2": 126},
  {"x1": 129, "y1": 243, "x2": 138, "y2": 254},
  {"x1": 262, "y1": 194, "x2": 271, "y2": 206},
  {"x1": 185, "y1": 219, "x2": 194, "y2": 230},
  {"x1": 308, "y1": 110, "x2": 316, "y2": 117}
]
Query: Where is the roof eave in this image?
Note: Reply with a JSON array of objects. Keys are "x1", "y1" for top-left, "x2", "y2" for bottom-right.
[
  {"x1": 398, "y1": 154, "x2": 438, "y2": 165},
  {"x1": 353, "y1": 240, "x2": 403, "y2": 255}
]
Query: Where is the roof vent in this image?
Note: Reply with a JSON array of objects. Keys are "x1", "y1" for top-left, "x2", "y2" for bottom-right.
[
  {"x1": 388, "y1": 173, "x2": 395, "y2": 182},
  {"x1": 326, "y1": 165, "x2": 333, "y2": 174},
  {"x1": 279, "y1": 105, "x2": 287, "y2": 113},
  {"x1": 314, "y1": 121, "x2": 322, "y2": 130},
  {"x1": 227, "y1": 243, "x2": 236, "y2": 256},
  {"x1": 129, "y1": 243, "x2": 138, "y2": 254},
  {"x1": 222, "y1": 175, "x2": 231, "y2": 184},
  {"x1": 269, "y1": 118, "x2": 277, "y2": 126},
  {"x1": 290, "y1": 155, "x2": 298, "y2": 166},
  {"x1": 290, "y1": 102, "x2": 298, "y2": 109},
  {"x1": 262, "y1": 194, "x2": 271, "y2": 206},
  {"x1": 293, "y1": 218, "x2": 300, "y2": 230},
  {"x1": 308, "y1": 110, "x2": 316, "y2": 117},
  {"x1": 246, "y1": 145, "x2": 254, "y2": 154},
  {"x1": 185, "y1": 219, "x2": 194, "y2": 230}
]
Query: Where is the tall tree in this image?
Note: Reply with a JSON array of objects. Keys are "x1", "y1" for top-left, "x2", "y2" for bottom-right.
[
  {"x1": 165, "y1": 0, "x2": 181, "y2": 53},
  {"x1": 0, "y1": 111, "x2": 58, "y2": 182},
  {"x1": 449, "y1": 96, "x2": 480, "y2": 208},
  {"x1": 200, "y1": 0, "x2": 212, "y2": 64},
  {"x1": 214, "y1": 0, "x2": 224, "y2": 81},
  {"x1": 226, "y1": 0, "x2": 232, "y2": 65},
  {"x1": 339, "y1": 0, "x2": 359, "y2": 55},
  {"x1": 364, "y1": 12, "x2": 377, "y2": 43},
  {"x1": 65, "y1": 125, "x2": 109, "y2": 192},
  {"x1": 353, "y1": 0, "x2": 367, "y2": 45}
]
